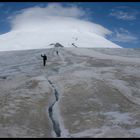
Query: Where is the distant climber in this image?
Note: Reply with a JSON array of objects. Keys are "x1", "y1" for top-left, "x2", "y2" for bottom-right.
[
  {"x1": 56, "y1": 50, "x2": 59, "y2": 55},
  {"x1": 41, "y1": 54, "x2": 47, "y2": 66}
]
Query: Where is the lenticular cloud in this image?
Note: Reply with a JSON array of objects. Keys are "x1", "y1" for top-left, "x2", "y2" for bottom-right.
[{"x1": 0, "y1": 3, "x2": 122, "y2": 51}]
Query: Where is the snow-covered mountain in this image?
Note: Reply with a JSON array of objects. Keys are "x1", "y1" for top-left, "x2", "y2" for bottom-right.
[{"x1": 0, "y1": 18, "x2": 121, "y2": 51}]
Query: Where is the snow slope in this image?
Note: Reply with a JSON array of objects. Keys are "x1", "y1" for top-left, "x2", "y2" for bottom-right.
[
  {"x1": 0, "y1": 18, "x2": 121, "y2": 51},
  {"x1": 0, "y1": 47, "x2": 140, "y2": 137}
]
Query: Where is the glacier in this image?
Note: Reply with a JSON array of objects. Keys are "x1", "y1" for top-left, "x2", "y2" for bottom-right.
[{"x1": 0, "y1": 47, "x2": 140, "y2": 137}]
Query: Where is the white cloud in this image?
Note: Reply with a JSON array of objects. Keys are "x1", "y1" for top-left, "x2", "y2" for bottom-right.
[
  {"x1": 109, "y1": 7, "x2": 139, "y2": 21},
  {"x1": 9, "y1": 3, "x2": 85, "y2": 28},
  {"x1": 110, "y1": 11, "x2": 136, "y2": 20},
  {"x1": 111, "y1": 28, "x2": 138, "y2": 43},
  {"x1": 7, "y1": 3, "x2": 111, "y2": 37}
]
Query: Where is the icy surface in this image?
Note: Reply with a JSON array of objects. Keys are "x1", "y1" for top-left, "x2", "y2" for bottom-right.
[{"x1": 0, "y1": 47, "x2": 140, "y2": 137}]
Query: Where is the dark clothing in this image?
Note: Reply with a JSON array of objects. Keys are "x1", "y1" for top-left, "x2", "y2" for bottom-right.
[
  {"x1": 41, "y1": 54, "x2": 47, "y2": 66},
  {"x1": 56, "y1": 51, "x2": 58, "y2": 55}
]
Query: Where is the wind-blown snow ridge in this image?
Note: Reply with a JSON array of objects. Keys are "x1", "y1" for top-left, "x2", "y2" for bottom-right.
[{"x1": 0, "y1": 18, "x2": 121, "y2": 51}]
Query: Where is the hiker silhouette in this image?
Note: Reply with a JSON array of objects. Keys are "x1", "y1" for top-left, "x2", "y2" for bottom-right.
[
  {"x1": 41, "y1": 54, "x2": 47, "y2": 66},
  {"x1": 56, "y1": 51, "x2": 59, "y2": 55}
]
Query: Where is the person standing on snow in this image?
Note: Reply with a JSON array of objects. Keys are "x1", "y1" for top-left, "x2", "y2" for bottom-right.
[
  {"x1": 41, "y1": 54, "x2": 47, "y2": 66},
  {"x1": 56, "y1": 50, "x2": 59, "y2": 55}
]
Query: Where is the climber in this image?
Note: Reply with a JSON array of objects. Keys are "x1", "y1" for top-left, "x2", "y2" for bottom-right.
[{"x1": 41, "y1": 54, "x2": 47, "y2": 66}]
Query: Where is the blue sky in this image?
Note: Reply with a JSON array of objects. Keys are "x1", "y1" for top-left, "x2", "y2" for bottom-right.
[{"x1": 0, "y1": 2, "x2": 140, "y2": 48}]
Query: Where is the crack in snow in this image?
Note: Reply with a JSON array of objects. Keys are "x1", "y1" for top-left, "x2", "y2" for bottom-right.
[{"x1": 47, "y1": 79, "x2": 61, "y2": 137}]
